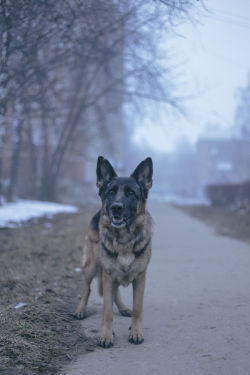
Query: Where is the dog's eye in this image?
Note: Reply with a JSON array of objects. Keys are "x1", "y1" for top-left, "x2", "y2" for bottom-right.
[
  {"x1": 108, "y1": 188, "x2": 116, "y2": 196},
  {"x1": 127, "y1": 189, "x2": 135, "y2": 196}
]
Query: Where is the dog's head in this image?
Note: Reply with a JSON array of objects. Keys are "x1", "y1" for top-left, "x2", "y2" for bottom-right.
[{"x1": 96, "y1": 156, "x2": 153, "y2": 229}]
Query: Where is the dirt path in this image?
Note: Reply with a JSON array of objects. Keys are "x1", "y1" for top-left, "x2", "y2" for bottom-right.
[{"x1": 64, "y1": 201, "x2": 250, "y2": 375}]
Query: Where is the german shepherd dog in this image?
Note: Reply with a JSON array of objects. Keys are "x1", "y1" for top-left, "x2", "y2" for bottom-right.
[{"x1": 75, "y1": 156, "x2": 153, "y2": 348}]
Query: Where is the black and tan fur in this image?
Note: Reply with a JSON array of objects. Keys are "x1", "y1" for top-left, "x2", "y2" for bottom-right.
[{"x1": 75, "y1": 156, "x2": 153, "y2": 348}]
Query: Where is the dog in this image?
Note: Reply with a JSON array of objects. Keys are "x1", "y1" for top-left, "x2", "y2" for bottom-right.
[{"x1": 75, "y1": 156, "x2": 153, "y2": 348}]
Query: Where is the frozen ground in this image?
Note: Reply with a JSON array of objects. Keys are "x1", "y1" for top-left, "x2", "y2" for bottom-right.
[{"x1": 0, "y1": 200, "x2": 78, "y2": 228}]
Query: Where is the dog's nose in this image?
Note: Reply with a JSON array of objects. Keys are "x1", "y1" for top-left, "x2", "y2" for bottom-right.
[{"x1": 111, "y1": 203, "x2": 123, "y2": 216}]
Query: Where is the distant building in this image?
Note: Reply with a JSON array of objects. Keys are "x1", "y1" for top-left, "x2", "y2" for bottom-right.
[
  {"x1": 154, "y1": 138, "x2": 250, "y2": 200},
  {"x1": 196, "y1": 139, "x2": 250, "y2": 194}
]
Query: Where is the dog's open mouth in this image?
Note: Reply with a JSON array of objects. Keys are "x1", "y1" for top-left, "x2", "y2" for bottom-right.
[{"x1": 111, "y1": 216, "x2": 126, "y2": 228}]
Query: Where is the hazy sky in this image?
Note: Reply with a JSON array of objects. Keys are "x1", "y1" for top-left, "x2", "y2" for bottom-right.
[{"x1": 133, "y1": 0, "x2": 250, "y2": 153}]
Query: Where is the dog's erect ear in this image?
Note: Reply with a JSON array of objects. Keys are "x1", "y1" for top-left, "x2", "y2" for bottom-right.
[
  {"x1": 131, "y1": 157, "x2": 153, "y2": 197},
  {"x1": 96, "y1": 156, "x2": 117, "y2": 190}
]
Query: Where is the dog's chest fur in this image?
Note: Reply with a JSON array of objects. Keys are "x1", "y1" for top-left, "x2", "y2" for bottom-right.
[{"x1": 99, "y1": 214, "x2": 152, "y2": 286}]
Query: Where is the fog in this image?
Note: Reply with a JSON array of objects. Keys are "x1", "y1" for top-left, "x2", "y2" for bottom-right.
[
  {"x1": 128, "y1": 0, "x2": 250, "y2": 205},
  {"x1": 1, "y1": 0, "x2": 250, "y2": 207},
  {"x1": 133, "y1": 0, "x2": 250, "y2": 152}
]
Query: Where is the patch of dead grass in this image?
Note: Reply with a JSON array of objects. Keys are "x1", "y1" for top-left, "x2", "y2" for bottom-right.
[{"x1": 0, "y1": 204, "x2": 98, "y2": 375}]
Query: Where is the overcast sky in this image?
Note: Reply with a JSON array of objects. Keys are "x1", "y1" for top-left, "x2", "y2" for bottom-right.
[{"x1": 133, "y1": 0, "x2": 250, "y2": 153}]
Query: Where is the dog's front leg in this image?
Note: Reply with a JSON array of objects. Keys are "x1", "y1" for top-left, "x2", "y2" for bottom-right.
[
  {"x1": 98, "y1": 269, "x2": 114, "y2": 348},
  {"x1": 129, "y1": 270, "x2": 146, "y2": 344}
]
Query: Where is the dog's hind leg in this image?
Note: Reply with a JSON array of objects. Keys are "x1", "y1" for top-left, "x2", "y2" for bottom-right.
[
  {"x1": 74, "y1": 262, "x2": 97, "y2": 319},
  {"x1": 114, "y1": 284, "x2": 132, "y2": 317}
]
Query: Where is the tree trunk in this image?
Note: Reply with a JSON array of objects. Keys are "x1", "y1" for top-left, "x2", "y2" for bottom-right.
[
  {"x1": 7, "y1": 100, "x2": 24, "y2": 202},
  {"x1": 0, "y1": 4, "x2": 11, "y2": 201},
  {"x1": 39, "y1": 172, "x2": 57, "y2": 202},
  {"x1": 27, "y1": 118, "x2": 38, "y2": 198}
]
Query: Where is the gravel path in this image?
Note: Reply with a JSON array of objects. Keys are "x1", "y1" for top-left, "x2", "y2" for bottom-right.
[{"x1": 64, "y1": 201, "x2": 250, "y2": 375}]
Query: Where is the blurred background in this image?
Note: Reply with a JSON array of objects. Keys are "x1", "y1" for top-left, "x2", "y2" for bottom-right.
[
  {"x1": 1, "y1": 2, "x2": 250, "y2": 372},
  {"x1": 1, "y1": 0, "x2": 250, "y2": 208}
]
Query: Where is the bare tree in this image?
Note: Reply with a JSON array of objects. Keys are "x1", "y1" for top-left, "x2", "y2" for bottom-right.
[{"x1": 0, "y1": 0, "x2": 200, "y2": 202}]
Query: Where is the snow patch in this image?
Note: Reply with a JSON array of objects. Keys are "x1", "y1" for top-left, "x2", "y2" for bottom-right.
[
  {"x1": 15, "y1": 302, "x2": 27, "y2": 309},
  {"x1": 0, "y1": 200, "x2": 78, "y2": 228}
]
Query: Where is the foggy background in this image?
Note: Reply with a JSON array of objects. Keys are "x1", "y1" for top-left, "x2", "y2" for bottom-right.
[
  {"x1": 1, "y1": 2, "x2": 250, "y2": 372},
  {"x1": 1, "y1": 0, "x2": 250, "y2": 207}
]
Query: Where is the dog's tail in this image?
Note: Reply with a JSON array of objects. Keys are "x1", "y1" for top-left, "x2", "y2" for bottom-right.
[{"x1": 97, "y1": 269, "x2": 103, "y2": 296}]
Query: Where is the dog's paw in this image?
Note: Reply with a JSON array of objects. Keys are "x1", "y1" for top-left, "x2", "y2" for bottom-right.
[
  {"x1": 119, "y1": 308, "x2": 132, "y2": 317},
  {"x1": 128, "y1": 329, "x2": 144, "y2": 345},
  {"x1": 98, "y1": 332, "x2": 114, "y2": 348},
  {"x1": 74, "y1": 308, "x2": 86, "y2": 320}
]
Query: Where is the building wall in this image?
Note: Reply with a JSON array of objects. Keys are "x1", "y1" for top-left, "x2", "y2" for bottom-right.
[{"x1": 196, "y1": 139, "x2": 250, "y2": 193}]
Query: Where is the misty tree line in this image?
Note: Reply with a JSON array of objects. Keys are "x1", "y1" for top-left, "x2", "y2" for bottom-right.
[{"x1": 0, "y1": 0, "x2": 197, "y2": 202}]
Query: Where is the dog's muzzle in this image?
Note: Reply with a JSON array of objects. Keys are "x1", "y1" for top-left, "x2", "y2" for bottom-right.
[{"x1": 110, "y1": 203, "x2": 126, "y2": 228}]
